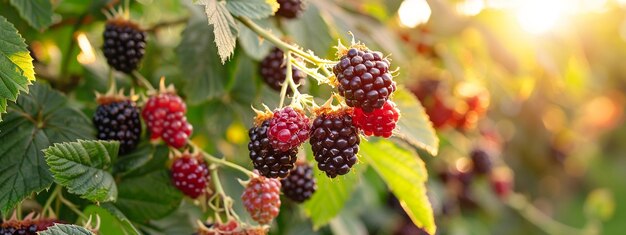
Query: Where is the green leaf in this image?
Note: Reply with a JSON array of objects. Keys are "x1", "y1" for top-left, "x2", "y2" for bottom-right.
[
  {"x1": 177, "y1": 5, "x2": 228, "y2": 104},
  {"x1": 284, "y1": 4, "x2": 334, "y2": 57},
  {"x1": 37, "y1": 224, "x2": 94, "y2": 235},
  {"x1": 0, "y1": 83, "x2": 93, "y2": 214},
  {"x1": 100, "y1": 203, "x2": 142, "y2": 235},
  {"x1": 114, "y1": 143, "x2": 169, "y2": 178},
  {"x1": 195, "y1": 0, "x2": 239, "y2": 63},
  {"x1": 9, "y1": 0, "x2": 53, "y2": 30},
  {"x1": 44, "y1": 140, "x2": 118, "y2": 202},
  {"x1": 0, "y1": 15, "x2": 35, "y2": 120},
  {"x1": 303, "y1": 146, "x2": 364, "y2": 229},
  {"x1": 237, "y1": 18, "x2": 275, "y2": 61},
  {"x1": 360, "y1": 139, "x2": 436, "y2": 235},
  {"x1": 393, "y1": 87, "x2": 439, "y2": 156},
  {"x1": 115, "y1": 170, "x2": 183, "y2": 221},
  {"x1": 225, "y1": 0, "x2": 278, "y2": 19}
]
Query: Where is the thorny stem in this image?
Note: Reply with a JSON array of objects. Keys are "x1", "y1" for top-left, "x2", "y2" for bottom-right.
[{"x1": 506, "y1": 194, "x2": 593, "y2": 235}]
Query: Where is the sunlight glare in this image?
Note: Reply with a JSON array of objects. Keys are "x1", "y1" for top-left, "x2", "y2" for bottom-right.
[
  {"x1": 457, "y1": 0, "x2": 485, "y2": 16},
  {"x1": 516, "y1": 0, "x2": 567, "y2": 34},
  {"x1": 76, "y1": 33, "x2": 96, "y2": 64},
  {"x1": 398, "y1": 0, "x2": 431, "y2": 28}
]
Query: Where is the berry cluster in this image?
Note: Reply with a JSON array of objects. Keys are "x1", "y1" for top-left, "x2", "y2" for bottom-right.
[
  {"x1": 142, "y1": 91, "x2": 193, "y2": 149},
  {"x1": 241, "y1": 174, "x2": 282, "y2": 224},
  {"x1": 410, "y1": 78, "x2": 489, "y2": 131},
  {"x1": 93, "y1": 97, "x2": 142, "y2": 155},
  {"x1": 333, "y1": 48, "x2": 397, "y2": 113},
  {"x1": 0, "y1": 219, "x2": 60, "y2": 235},
  {"x1": 102, "y1": 19, "x2": 146, "y2": 73},
  {"x1": 260, "y1": 47, "x2": 306, "y2": 92},
  {"x1": 170, "y1": 152, "x2": 210, "y2": 198},
  {"x1": 249, "y1": 120, "x2": 298, "y2": 178}
]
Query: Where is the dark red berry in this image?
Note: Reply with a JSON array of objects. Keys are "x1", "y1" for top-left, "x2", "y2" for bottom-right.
[
  {"x1": 171, "y1": 152, "x2": 210, "y2": 198},
  {"x1": 276, "y1": 0, "x2": 305, "y2": 19},
  {"x1": 241, "y1": 174, "x2": 281, "y2": 224},
  {"x1": 260, "y1": 47, "x2": 306, "y2": 92},
  {"x1": 93, "y1": 99, "x2": 142, "y2": 155},
  {"x1": 333, "y1": 48, "x2": 396, "y2": 113},
  {"x1": 352, "y1": 100, "x2": 400, "y2": 138},
  {"x1": 248, "y1": 120, "x2": 298, "y2": 178},
  {"x1": 491, "y1": 168, "x2": 513, "y2": 199},
  {"x1": 310, "y1": 110, "x2": 360, "y2": 178},
  {"x1": 142, "y1": 93, "x2": 192, "y2": 148},
  {"x1": 470, "y1": 148, "x2": 493, "y2": 175},
  {"x1": 102, "y1": 19, "x2": 146, "y2": 73},
  {"x1": 281, "y1": 162, "x2": 316, "y2": 203},
  {"x1": 268, "y1": 107, "x2": 310, "y2": 152}
]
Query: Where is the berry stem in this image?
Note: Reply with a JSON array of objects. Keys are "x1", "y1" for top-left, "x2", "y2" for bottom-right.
[
  {"x1": 41, "y1": 185, "x2": 62, "y2": 217},
  {"x1": 506, "y1": 193, "x2": 589, "y2": 235},
  {"x1": 278, "y1": 53, "x2": 292, "y2": 108},
  {"x1": 189, "y1": 141, "x2": 254, "y2": 177},
  {"x1": 210, "y1": 169, "x2": 232, "y2": 219},
  {"x1": 236, "y1": 16, "x2": 336, "y2": 65},
  {"x1": 131, "y1": 70, "x2": 156, "y2": 91}
]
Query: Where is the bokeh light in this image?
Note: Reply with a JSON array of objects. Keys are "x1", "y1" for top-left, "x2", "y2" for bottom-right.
[
  {"x1": 515, "y1": 0, "x2": 567, "y2": 34},
  {"x1": 398, "y1": 0, "x2": 431, "y2": 28}
]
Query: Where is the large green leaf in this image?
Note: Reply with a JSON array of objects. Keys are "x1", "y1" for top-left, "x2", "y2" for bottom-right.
[
  {"x1": 9, "y1": 0, "x2": 53, "y2": 30},
  {"x1": 44, "y1": 140, "x2": 118, "y2": 202},
  {"x1": 393, "y1": 87, "x2": 439, "y2": 156},
  {"x1": 115, "y1": 170, "x2": 183, "y2": 221},
  {"x1": 225, "y1": 0, "x2": 278, "y2": 19},
  {"x1": 114, "y1": 143, "x2": 170, "y2": 178},
  {"x1": 177, "y1": 4, "x2": 229, "y2": 104},
  {"x1": 82, "y1": 205, "x2": 137, "y2": 235},
  {"x1": 38, "y1": 224, "x2": 94, "y2": 235},
  {"x1": 303, "y1": 146, "x2": 364, "y2": 229},
  {"x1": 0, "y1": 83, "x2": 93, "y2": 214},
  {"x1": 195, "y1": 0, "x2": 239, "y2": 63},
  {"x1": 360, "y1": 139, "x2": 436, "y2": 235},
  {"x1": 0, "y1": 15, "x2": 35, "y2": 121}
]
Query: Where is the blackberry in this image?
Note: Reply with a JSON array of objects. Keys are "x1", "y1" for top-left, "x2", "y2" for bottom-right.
[
  {"x1": 260, "y1": 47, "x2": 306, "y2": 92},
  {"x1": 333, "y1": 48, "x2": 396, "y2": 113},
  {"x1": 93, "y1": 99, "x2": 142, "y2": 155},
  {"x1": 248, "y1": 120, "x2": 298, "y2": 178},
  {"x1": 241, "y1": 174, "x2": 281, "y2": 224},
  {"x1": 281, "y1": 162, "x2": 316, "y2": 203},
  {"x1": 310, "y1": 110, "x2": 360, "y2": 178},
  {"x1": 171, "y1": 152, "x2": 210, "y2": 198},
  {"x1": 268, "y1": 107, "x2": 310, "y2": 152},
  {"x1": 103, "y1": 19, "x2": 147, "y2": 73},
  {"x1": 276, "y1": 0, "x2": 305, "y2": 19},
  {"x1": 352, "y1": 100, "x2": 400, "y2": 138},
  {"x1": 470, "y1": 148, "x2": 492, "y2": 175}
]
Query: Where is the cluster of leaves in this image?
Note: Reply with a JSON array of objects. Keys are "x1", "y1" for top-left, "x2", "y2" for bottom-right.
[{"x1": 0, "y1": 0, "x2": 442, "y2": 234}]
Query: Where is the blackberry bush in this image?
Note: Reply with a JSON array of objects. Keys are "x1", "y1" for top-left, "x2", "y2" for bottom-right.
[
  {"x1": 310, "y1": 109, "x2": 360, "y2": 178},
  {"x1": 102, "y1": 19, "x2": 146, "y2": 73},
  {"x1": 333, "y1": 48, "x2": 396, "y2": 113}
]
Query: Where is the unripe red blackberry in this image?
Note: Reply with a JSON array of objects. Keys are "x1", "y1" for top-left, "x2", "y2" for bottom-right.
[
  {"x1": 241, "y1": 174, "x2": 281, "y2": 224},
  {"x1": 142, "y1": 89, "x2": 193, "y2": 149},
  {"x1": 281, "y1": 162, "x2": 316, "y2": 203},
  {"x1": 310, "y1": 110, "x2": 360, "y2": 178},
  {"x1": 102, "y1": 19, "x2": 146, "y2": 73},
  {"x1": 470, "y1": 148, "x2": 492, "y2": 175},
  {"x1": 170, "y1": 152, "x2": 210, "y2": 198},
  {"x1": 260, "y1": 47, "x2": 306, "y2": 92},
  {"x1": 248, "y1": 120, "x2": 298, "y2": 178},
  {"x1": 352, "y1": 100, "x2": 400, "y2": 138},
  {"x1": 333, "y1": 48, "x2": 396, "y2": 113},
  {"x1": 268, "y1": 107, "x2": 310, "y2": 152},
  {"x1": 276, "y1": 0, "x2": 305, "y2": 19},
  {"x1": 93, "y1": 96, "x2": 142, "y2": 155}
]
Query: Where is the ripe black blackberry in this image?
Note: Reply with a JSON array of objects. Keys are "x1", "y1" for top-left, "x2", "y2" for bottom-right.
[
  {"x1": 333, "y1": 48, "x2": 396, "y2": 113},
  {"x1": 102, "y1": 19, "x2": 146, "y2": 73},
  {"x1": 248, "y1": 120, "x2": 298, "y2": 178},
  {"x1": 260, "y1": 47, "x2": 306, "y2": 92},
  {"x1": 276, "y1": 0, "x2": 305, "y2": 19},
  {"x1": 470, "y1": 148, "x2": 492, "y2": 175},
  {"x1": 310, "y1": 110, "x2": 360, "y2": 178},
  {"x1": 281, "y1": 162, "x2": 316, "y2": 203},
  {"x1": 93, "y1": 98, "x2": 142, "y2": 155}
]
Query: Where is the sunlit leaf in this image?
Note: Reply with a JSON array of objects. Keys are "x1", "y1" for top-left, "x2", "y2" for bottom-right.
[
  {"x1": 393, "y1": 87, "x2": 439, "y2": 156},
  {"x1": 0, "y1": 15, "x2": 34, "y2": 121}
]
